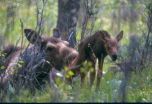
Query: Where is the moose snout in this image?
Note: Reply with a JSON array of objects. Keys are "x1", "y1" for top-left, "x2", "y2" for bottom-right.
[{"x1": 111, "y1": 54, "x2": 117, "y2": 61}]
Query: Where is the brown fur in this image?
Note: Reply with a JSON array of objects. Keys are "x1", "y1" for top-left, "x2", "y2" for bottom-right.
[
  {"x1": 2, "y1": 45, "x2": 22, "y2": 68},
  {"x1": 24, "y1": 29, "x2": 78, "y2": 70},
  {"x1": 72, "y1": 30, "x2": 123, "y2": 89},
  {"x1": 0, "y1": 29, "x2": 79, "y2": 89},
  {"x1": 0, "y1": 45, "x2": 22, "y2": 89},
  {"x1": 24, "y1": 29, "x2": 79, "y2": 87}
]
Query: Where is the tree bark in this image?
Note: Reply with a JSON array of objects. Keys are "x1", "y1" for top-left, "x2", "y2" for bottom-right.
[
  {"x1": 56, "y1": 0, "x2": 80, "y2": 47},
  {"x1": 4, "y1": 2, "x2": 16, "y2": 38}
]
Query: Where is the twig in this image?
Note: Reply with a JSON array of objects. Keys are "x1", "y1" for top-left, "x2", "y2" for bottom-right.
[{"x1": 20, "y1": 19, "x2": 24, "y2": 53}]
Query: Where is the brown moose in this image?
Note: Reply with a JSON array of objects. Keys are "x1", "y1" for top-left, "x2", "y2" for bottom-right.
[
  {"x1": 0, "y1": 29, "x2": 78, "y2": 89},
  {"x1": 72, "y1": 30, "x2": 123, "y2": 89},
  {"x1": 24, "y1": 29, "x2": 78, "y2": 69}
]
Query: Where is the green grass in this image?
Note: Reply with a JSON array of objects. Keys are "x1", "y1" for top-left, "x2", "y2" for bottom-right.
[
  {"x1": 127, "y1": 67, "x2": 152, "y2": 102},
  {"x1": 1, "y1": 60, "x2": 152, "y2": 102}
]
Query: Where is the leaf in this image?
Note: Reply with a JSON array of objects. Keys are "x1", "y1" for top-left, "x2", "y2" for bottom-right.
[
  {"x1": 0, "y1": 65, "x2": 5, "y2": 69},
  {"x1": 67, "y1": 70, "x2": 74, "y2": 76}
]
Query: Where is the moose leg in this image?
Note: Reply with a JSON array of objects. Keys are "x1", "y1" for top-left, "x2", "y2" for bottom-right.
[
  {"x1": 80, "y1": 72, "x2": 86, "y2": 87},
  {"x1": 96, "y1": 58, "x2": 104, "y2": 89},
  {"x1": 72, "y1": 55, "x2": 86, "y2": 87},
  {"x1": 89, "y1": 71, "x2": 96, "y2": 87},
  {"x1": 89, "y1": 60, "x2": 96, "y2": 87}
]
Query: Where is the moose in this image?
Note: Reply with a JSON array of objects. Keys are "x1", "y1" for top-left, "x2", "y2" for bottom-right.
[
  {"x1": 71, "y1": 30, "x2": 123, "y2": 89},
  {"x1": 0, "y1": 28, "x2": 123, "y2": 91},
  {"x1": 0, "y1": 28, "x2": 79, "y2": 90}
]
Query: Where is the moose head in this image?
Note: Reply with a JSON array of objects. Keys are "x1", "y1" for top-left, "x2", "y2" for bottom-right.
[
  {"x1": 24, "y1": 29, "x2": 78, "y2": 70},
  {"x1": 101, "y1": 31, "x2": 123, "y2": 61}
]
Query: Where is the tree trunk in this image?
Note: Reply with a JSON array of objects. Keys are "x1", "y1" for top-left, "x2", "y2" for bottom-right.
[
  {"x1": 4, "y1": 2, "x2": 16, "y2": 38},
  {"x1": 56, "y1": 0, "x2": 80, "y2": 47}
]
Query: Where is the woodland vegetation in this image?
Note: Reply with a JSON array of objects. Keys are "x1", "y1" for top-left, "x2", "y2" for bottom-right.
[{"x1": 0, "y1": 0, "x2": 152, "y2": 102}]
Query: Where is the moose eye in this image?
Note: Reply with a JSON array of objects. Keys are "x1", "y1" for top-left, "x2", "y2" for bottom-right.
[
  {"x1": 46, "y1": 47, "x2": 54, "y2": 51},
  {"x1": 46, "y1": 42, "x2": 56, "y2": 51}
]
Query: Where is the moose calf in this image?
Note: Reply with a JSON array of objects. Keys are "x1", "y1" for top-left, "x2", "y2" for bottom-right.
[{"x1": 72, "y1": 30, "x2": 123, "y2": 89}]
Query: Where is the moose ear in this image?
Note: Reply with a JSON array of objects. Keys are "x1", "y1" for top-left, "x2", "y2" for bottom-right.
[
  {"x1": 24, "y1": 29, "x2": 42, "y2": 44},
  {"x1": 101, "y1": 31, "x2": 110, "y2": 42},
  {"x1": 53, "y1": 28, "x2": 60, "y2": 38},
  {"x1": 116, "y1": 31, "x2": 123, "y2": 42}
]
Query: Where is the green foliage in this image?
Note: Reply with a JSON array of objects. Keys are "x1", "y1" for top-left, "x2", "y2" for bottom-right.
[
  {"x1": 0, "y1": 0, "x2": 147, "y2": 47},
  {"x1": 64, "y1": 66, "x2": 74, "y2": 79},
  {"x1": 0, "y1": 51, "x2": 6, "y2": 72},
  {"x1": 0, "y1": 0, "x2": 151, "y2": 103},
  {"x1": 80, "y1": 61, "x2": 94, "y2": 73},
  {"x1": 0, "y1": 61, "x2": 152, "y2": 102},
  {"x1": 127, "y1": 67, "x2": 152, "y2": 102},
  {"x1": 0, "y1": 0, "x2": 58, "y2": 45}
]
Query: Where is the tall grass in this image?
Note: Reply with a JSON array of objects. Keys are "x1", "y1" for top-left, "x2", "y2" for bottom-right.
[{"x1": 1, "y1": 62, "x2": 151, "y2": 102}]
